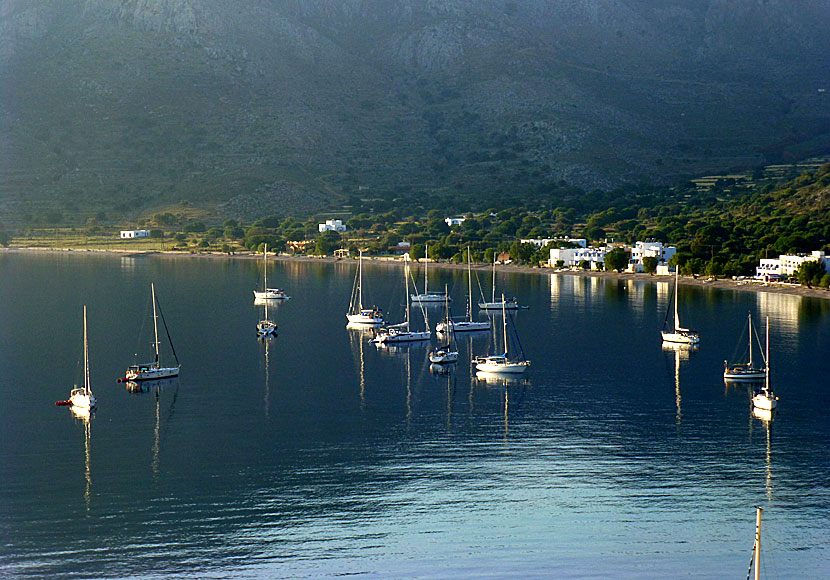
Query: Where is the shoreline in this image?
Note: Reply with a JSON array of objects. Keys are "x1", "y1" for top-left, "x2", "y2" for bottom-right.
[{"x1": 4, "y1": 246, "x2": 830, "y2": 301}]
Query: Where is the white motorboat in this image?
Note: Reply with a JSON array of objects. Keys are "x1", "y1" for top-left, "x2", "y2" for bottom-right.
[
  {"x1": 346, "y1": 250, "x2": 384, "y2": 325},
  {"x1": 68, "y1": 306, "x2": 97, "y2": 410},
  {"x1": 437, "y1": 248, "x2": 492, "y2": 333},
  {"x1": 475, "y1": 295, "x2": 530, "y2": 374},
  {"x1": 411, "y1": 244, "x2": 451, "y2": 304},
  {"x1": 752, "y1": 317, "x2": 778, "y2": 411},
  {"x1": 478, "y1": 253, "x2": 519, "y2": 310},
  {"x1": 123, "y1": 283, "x2": 180, "y2": 381},
  {"x1": 373, "y1": 255, "x2": 430, "y2": 344},
  {"x1": 660, "y1": 269, "x2": 700, "y2": 345},
  {"x1": 724, "y1": 312, "x2": 766, "y2": 381},
  {"x1": 253, "y1": 243, "x2": 289, "y2": 300}
]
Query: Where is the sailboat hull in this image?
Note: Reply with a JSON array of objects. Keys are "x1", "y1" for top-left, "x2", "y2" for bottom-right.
[
  {"x1": 752, "y1": 393, "x2": 778, "y2": 411},
  {"x1": 475, "y1": 358, "x2": 530, "y2": 374},
  {"x1": 411, "y1": 293, "x2": 450, "y2": 303},
  {"x1": 479, "y1": 300, "x2": 519, "y2": 310},
  {"x1": 346, "y1": 312, "x2": 384, "y2": 325},
  {"x1": 724, "y1": 368, "x2": 766, "y2": 381},
  {"x1": 70, "y1": 388, "x2": 96, "y2": 409},
  {"x1": 372, "y1": 330, "x2": 430, "y2": 344},
  {"x1": 254, "y1": 289, "x2": 289, "y2": 300},
  {"x1": 661, "y1": 330, "x2": 700, "y2": 345},
  {"x1": 125, "y1": 366, "x2": 180, "y2": 381},
  {"x1": 437, "y1": 320, "x2": 491, "y2": 333}
]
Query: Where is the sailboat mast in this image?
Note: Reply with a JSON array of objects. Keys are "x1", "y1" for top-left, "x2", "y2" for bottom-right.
[
  {"x1": 424, "y1": 244, "x2": 429, "y2": 294},
  {"x1": 754, "y1": 506, "x2": 762, "y2": 580},
  {"x1": 501, "y1": 293, "x2": 508, "y2": 355},
  {"x1": 748, "y1": 313, "x2": 754, "y2": 368},
  {"x1": 674, "y1": 270, "x2": 681, "y2": 331},
  {"x1": 467, "y1": 247, "x2": 473, "y2": 322},
  {"x1": 405, "y1": 254, "x2": 411, "y2": 326},
  {"x1": 83, "y1": 305, "x2": 90, "y2": 394},
  {"x1": 492, "y1": 253, "x2": 496, "y2": 304},
  {"x1": 765, "y1": 316, "x2": 770, "y2": 389},
  {"x1": 263, "y1": 243, "x2": 267, "y2": 289},
  {"x1": 152, "y1": 282, "x2": 160, "y2": 367},
  {"x1": 358, "y1": 250, "x2": 363, "y2": 310}
]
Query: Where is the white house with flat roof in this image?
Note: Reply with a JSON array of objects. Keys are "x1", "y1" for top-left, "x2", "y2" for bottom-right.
[
  {"x1": 120, "y1": 230, "x2": 150, "y2": 239},
  {"x1": 628, "y1": 241, "x2": 676, "y2": 272},
  {"x1": 445, "y1": 217, "x2": 466, "y2": 227},
  {"x1": 756, "y1": 250, "x2": 830, "y2": 280},
  {"x1": 318, "y1": 219, "x2": 346, "y2": 233},
  {"x1": 549, "y1": 246, "x2": 608, "y2": 269}
]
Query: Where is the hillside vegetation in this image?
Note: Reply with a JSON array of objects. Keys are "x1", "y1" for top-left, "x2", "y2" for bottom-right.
[{"x1": 1, "y1": 0, "x2": 829, "y2": 224}]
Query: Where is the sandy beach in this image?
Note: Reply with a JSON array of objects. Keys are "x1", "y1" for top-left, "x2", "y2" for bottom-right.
[{"x1": 5, "y1": 246, "x2": 830, "y2": 301}]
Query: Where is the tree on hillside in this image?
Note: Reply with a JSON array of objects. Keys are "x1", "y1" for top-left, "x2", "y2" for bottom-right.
[
  {"x1": 315, "y1": 230, "x2": 341, "y2": 256},
  {"x1": 642, "y1": 256, "x2": 658, "y2": 274}
]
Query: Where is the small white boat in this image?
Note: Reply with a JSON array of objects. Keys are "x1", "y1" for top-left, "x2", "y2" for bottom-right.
[
  {"x1": 123, "y1": 283, "x2": 180, "y2": 382},
  {"x1": 253, "y1": 244, "x2": 290, "y2": 300},
  {"x1": 69, "y1": 306, "x2": 96, "y2": 410},
  {"x1": 429, "y1": 288, "x2": 459, "y2": 364},
  {"x1": 752, "y1": 317, "x2": 778, "y2": 411},
  {"x1": 437, "y1": 248, "x2": 492, "y2": 333},
  {"x1": 475, "y1": 295, "x2": 530, "y2": 374},
  {"x1": 724, "y1": 312, "x2": 766, "y2": 381},
  {"x1": 411, "y1": 244, "x2": 451, "y2": 304},
  {"x1": 478, "y1": 253, "x2": 520, "y2": 310},
  {"x1": 661, "y1": 270, "x2": 700, "y2": 345},
  {"x1": 373, "y1": 255, "x2": 430, "y2": 344},
  {"x1": 346, "y1": 250, "x2": 384, "y2": 325}
]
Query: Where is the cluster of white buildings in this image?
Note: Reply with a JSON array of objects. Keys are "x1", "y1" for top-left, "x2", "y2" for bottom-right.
[
  {"x1": 120, "y1": 230, "x2": 150, "y2": 239},
  {"x1": 318, "y1": 219, "x2": 346, "y2": 233},
  {"x1": 544, "y1": 240, "x2": 677, "y2": 273},
  {"x1": 755, "y1": 251, "x2": 830, "y2": 281}
]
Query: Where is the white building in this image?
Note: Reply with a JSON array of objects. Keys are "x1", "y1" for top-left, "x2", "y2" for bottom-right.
[
  {"x1": 628, "y1": 241, "x2": 676, "y2": 272},
  {"x1": 120, "y1": 230, "x2": 150, "y2": 239},
  {"x1": 549, "y1": 246, "x2": 608, "y2": 269},
  {"x1": 445, "y1": 217, "x2": 466, "y2": 227},
  {"x1": 318, "y1": 219, "x2": 346, "y2": 233},
  {"x1": 756, "y1": 250, "x2": 830, "y2": 280}
]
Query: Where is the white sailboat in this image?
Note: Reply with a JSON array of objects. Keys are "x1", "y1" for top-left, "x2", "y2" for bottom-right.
[
  {"x1": 752, "y1": 317, "x2": 778, "y2": 411},
  {"x1": 69, "y1": 306, "x2": 97, "y2": 410},
  {"x1": 660, "y1": 269, "x2": 700, "y2": 345},
  {"x1": 475, "y1": 295, "x2": 530, "y2": 374},
  {"x1": 253, "y1": 243, "x2": 289, "y2": 300},
  {"x1": 411, "y1": 244, "x2": 451, "y2": 303},
  {"x1": 437, "y1": 247, "x2": 491, "y2": 333},
  {"x1": 123, "y1": 283, "x2": 181, "y2": 381},
  {"x1": 429, "y1": 287, "x2": 459, "y2": 364},
  {"x1": 346, "y1": 250, "x2": 384, "y2": 325},
  {"x1": 372, "y1": 254, "x2": 431, "y2": 344},
  {"x1": 724, "y1": 312, "x2": 766, "y2": 381},
  {"x1": 479, "y1": 253, "x2": 519, "y2": 310}
]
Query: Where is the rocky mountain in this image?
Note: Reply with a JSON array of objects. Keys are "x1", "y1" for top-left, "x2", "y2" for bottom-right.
[{"x1": 2, "y1": 0, "x2": 829, "y2": 223}]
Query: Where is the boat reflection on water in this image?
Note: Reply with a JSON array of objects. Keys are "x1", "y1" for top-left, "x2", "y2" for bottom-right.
[
  {"x1": 752, "y1": 406, "x2": 773, "y2": 422},
  {"x1": 661, "y1": 341, "x2": 697, "y2": 424},
  {"x1": 373, "y1": 340, "x2": 429, "y2": 357},
  {"x1": 430, "y1": 362, "x2": 456, "y2": 375},
  {"x1": 70, "y1": 406, "x2": 92, "y2": 510},
  {"x1": 474, "y1": 371, "x2": 529, "y2": 387},
  {"x1": 124, "y1": 377, "x2": 180, "y2": 394}
]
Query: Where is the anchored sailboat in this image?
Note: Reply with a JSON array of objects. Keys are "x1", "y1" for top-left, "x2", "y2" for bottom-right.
[
  {"x1": 253, "y1": 243, "x2": 289, "y2": 300},
  {"x1": 411, "y1": 244, "x2": 451, "y2": 304},
  {"x1": 437, "y1": 247, "x2": 491, "y2": 333},
  {"x1": 474, "y1": 295, "x2": 530, "y2": 374},
  {"x1": 346, "y1": 250, "x2": 384, "y2": 325},
  {"x1": 660, "y1": 269, "x2": 700, "y2": 345},
  {"x1": 122, "y1": 283, "x2": 180, "y2": 382},
  {"x1": 479, "y1": 253, "x2": 519, "y2": 310},
  {"x1": 752, "y1": 317, "x2": 778, "y2": 412},
  {"x1": 429, "y1": 287, "x2": 459, "y2": 364},
  {"x1": 372, "y1": 254, "x2": 430, "y2": 344},
  {"x1": 64, "y1": 306, "x2": 97, "y2": 410},
  {"x1": 256, "y1": 296, "x2": 277, "y2": 338},
  {"x1": 724, "y1": 312, "x2": 766, "y2": 381}
]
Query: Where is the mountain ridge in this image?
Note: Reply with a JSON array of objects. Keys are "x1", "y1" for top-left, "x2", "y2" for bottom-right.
[{"x1": 2, "y1": 0, "x2": 829, "y2": 223}]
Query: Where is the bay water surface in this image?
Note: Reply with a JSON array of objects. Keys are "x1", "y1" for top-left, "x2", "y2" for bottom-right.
[{"x1": 1, "y1": 252, "x2": 828, "y2": 579}]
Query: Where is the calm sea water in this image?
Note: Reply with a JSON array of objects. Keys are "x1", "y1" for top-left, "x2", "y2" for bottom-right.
[{"x1": 1, "y1": 252, "x2": 828, "y2": 579}]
